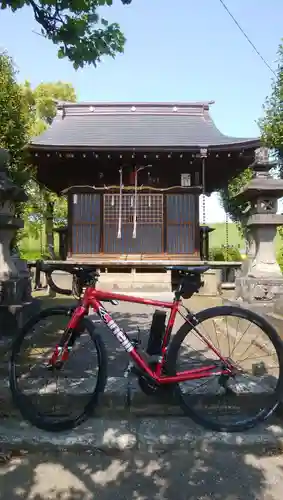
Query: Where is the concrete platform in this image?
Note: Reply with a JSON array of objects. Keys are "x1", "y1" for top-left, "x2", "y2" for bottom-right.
[
  {"x1": 0, "y1": 375, "x2": 279, "y2": 419},
  {"x1": 36, "y1": 268, "x2": 223, "y2": 295},
  {"x1": 1, "y1": 416, "x2": 283, "y2": 454}
]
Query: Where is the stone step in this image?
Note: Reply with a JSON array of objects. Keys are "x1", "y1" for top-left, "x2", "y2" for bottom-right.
[
  {"x1": 0, "y1": 416, "x2": 283, "y2": 454},
  {"x1": 1, "y1": 376, "x2": 281, "y2": 419}
]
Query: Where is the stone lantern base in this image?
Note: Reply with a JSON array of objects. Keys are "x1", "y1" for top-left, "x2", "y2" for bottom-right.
[
  {"x1": 0, "y1": 148, "x2": 41, "y2": 338},
  {"x1": 0, "y1": 256, "x2": 40, "y2": 336},
  {"x1": 234, "y1": 275, "x2": 283, "y2": 313}
]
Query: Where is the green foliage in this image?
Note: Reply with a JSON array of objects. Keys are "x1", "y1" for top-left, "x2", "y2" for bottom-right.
[
  {"x1": 259, "y1": 42, "x2": 283, "y2": 165},
  {"x1": 210, "y1": 246, "x2": 242, "y2": 262},
  {"x1": 220, "y1": 41, "x2": 283, "y2": 247},
  {"x1": 0, "y1": 52, "x2": 32, "y2": 187},
  {"x1": 1, "y1": 0, "x2": 133, "y2": 69},
  {"x1": 0, "y1": 54, "x2": 73, "y2": 256},
  {"x1": 21, "y1": 81, "x2": 75, "y2": 256},
  {"x1": 23, "y1": 180, "x2": 67, "y2": 236},
  {"x1": 277, "y1": 247, "x2": 283, "y2": 273},
  {"x1": 219, "y1": 168, "x2": 253, "y2": 240}
]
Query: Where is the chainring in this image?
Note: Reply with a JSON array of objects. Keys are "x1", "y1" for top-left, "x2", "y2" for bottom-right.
[{"x1": 137, "y1": 361, "x2": 172, "y2": 397}]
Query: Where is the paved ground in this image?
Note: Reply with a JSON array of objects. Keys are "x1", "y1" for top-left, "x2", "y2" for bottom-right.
[{"x1": 1, "y1": 448, "x2": 283, "y2": 499}]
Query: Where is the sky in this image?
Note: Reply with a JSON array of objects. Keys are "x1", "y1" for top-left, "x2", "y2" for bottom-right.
[{"x1": 0, "y1": 0, "x2": 282, "y2": 222}]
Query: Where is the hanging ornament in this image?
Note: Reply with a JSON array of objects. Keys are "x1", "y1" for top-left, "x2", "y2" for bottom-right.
[
  {"x1": 132, "y1": 167, "x2": 138, "y2": 239},
  {"x1": 148, "y1": 195, "x2": 151, "y2": 208},
  {"x1": 132, "y1": 165, "x2": 152, "y2": 239},
  {"x1": 111, "y1": 196, "x2": 115, "y2": 206},
  {"x1": 117, "y1": 168, "x2": 123, "y2": 239}
]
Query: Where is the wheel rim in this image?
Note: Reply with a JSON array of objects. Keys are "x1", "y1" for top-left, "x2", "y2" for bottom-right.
[
  {"x1": 11, "y1": 311, "x2": 101, "y2": 423},
  {"x1": 175, "y1": 310, "x2": 281, "y2": 428}
]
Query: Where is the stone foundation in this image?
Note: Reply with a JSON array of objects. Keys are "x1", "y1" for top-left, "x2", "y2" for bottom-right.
[
  {"x1": 198, "y1": 269, "x2": 221, "y2": 296},
  {"x1": 0, "y1": 300, "x2": 40, "y2": 336},
  {"x1": 234, "y1": 276, "x2": 283, "y2": 312},
  {"x1": 35, "y1": 267, "x2": 223, "y2": 296}
]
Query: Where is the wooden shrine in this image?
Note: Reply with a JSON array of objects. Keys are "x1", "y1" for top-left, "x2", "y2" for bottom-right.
[{"x1": 29, "y1": 101, "x2": 260, "y2": 267}]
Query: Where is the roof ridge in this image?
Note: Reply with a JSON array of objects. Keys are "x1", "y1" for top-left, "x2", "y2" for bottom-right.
[{"x1": 56, "y1": 100, "x2": 214, "y2": 109}]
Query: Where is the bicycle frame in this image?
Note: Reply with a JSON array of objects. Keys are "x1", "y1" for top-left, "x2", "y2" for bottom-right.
[{"x1": 52, "y1": 287, "x2": 232, "y2": 384}]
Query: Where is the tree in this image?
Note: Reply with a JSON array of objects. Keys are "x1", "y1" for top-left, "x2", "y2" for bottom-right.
[
  {"x1": 0, "y1": 52, "x2": 32, "y2": 188},
  {"x1": 259, "y1": 42, "x2": 283, "y2": 169},
  {"x1": 219, "y1": 45, "x2": 283, "y2": 247},
  {"x1": 1, "y1": 0, "x2": 133, "y2": 69},
  {"x1": 219, "y1": 168, "x2": 253, "y2": 250},
  {"x1": 22, "y1": 81, "x2": 77, "y2": 258}
]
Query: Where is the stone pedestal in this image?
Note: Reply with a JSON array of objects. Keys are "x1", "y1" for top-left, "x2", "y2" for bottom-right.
[
  {"x1": 0, "y1": 149, "x2": 40, "y2": 337},
  {"x1": 233, "y1": 147, "x2": 283, "y2": 312}
]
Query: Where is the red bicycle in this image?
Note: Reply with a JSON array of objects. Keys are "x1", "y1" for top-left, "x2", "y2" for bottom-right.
[{"x1": 9, "y1": 263, "x2": 283, "y2": 433}]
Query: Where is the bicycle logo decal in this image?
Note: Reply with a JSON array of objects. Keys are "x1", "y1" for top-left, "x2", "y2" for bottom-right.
[{"x1": 98, "y1": 306, "x2": 133, "y2": 352}]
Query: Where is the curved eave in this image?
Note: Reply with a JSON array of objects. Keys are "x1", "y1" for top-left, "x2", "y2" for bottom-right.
[{"x1": 28, "y1": 139, "x2": 260, "y2": 153}]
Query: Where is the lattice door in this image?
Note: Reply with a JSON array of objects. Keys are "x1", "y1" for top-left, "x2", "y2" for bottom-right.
[{"x1": 103, "y1": 194, "x2": 163, "y2": 253}]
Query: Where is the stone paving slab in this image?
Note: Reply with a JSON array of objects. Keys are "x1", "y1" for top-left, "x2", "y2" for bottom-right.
[
  {"x1": 0, "y1": 416, "x2": 283, "y2": 454},
  {"x1": 2, "y1": 448, "x2": 283, "y2": 500}
]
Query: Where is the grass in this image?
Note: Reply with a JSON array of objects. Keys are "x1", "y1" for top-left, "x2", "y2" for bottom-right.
[
  {"x1": 19, "y1": 233, "x2": 60, "y2": 261},
  {"x1": 210, "y1": 223, "x2": 283, "y2": 252}
]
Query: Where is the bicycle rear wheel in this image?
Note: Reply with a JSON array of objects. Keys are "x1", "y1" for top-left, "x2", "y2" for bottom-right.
[
  {"x1": 166, "y1": 305, "x2": 283, "y2": 432},
  {"x1": 9, "y1": 306, "x2": 108, "y2": 432}
]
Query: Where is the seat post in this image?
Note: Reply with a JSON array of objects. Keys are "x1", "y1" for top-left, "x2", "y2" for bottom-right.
[{"x1": 174, "y1": 280, "x2": 183, "y2": 301}]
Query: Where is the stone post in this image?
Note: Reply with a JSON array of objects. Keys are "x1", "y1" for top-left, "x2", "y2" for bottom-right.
[
  {"x1": 234, "y1": 147, "x2": 283, "y2": 310},
  {"x1": 0, "y1": 148, "x2": 40, "y2": 336}
]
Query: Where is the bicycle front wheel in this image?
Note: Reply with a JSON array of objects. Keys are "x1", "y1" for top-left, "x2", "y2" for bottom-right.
[
  {"x1": 166, "y1": 305, "x2": 283, "y2": 432},
  {"x1": 9, "y1": 306, "x2": 108, "y2": 432}
]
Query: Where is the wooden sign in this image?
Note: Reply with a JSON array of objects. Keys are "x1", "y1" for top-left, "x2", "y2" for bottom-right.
[{"x1": 181, "y1": 173, "x2": 191, "y2": 187}]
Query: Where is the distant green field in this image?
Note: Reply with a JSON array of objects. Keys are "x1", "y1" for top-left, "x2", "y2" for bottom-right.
[
  {"x1": 18, "y1": 223, "x2": 283, "y2": 260},
  {"x1": 209, "y1": 223, "x2": 283, "y2": 252},
  {"x1": 19, "y1": 233, "x2": 60, "y2": 261}
]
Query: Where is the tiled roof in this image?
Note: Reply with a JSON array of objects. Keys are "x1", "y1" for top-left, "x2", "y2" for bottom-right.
[{"x1": 30, "y1": 102, "x2": 260, "y2": 150}]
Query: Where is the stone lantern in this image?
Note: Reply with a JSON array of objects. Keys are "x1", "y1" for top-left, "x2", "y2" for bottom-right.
[
  {"x1": 234, "y1": 147, "x2": 283, "y2": 309},
  {"x1": 0, "y1": 148, "x2": 39, "y2": 335}
]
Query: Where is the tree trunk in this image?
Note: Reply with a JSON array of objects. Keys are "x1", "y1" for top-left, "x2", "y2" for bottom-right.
[{"x1": 45, "y1": 199, "x2": 55, "y2": 259}]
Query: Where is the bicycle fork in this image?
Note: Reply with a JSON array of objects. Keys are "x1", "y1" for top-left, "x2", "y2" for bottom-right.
[{"x1": 47, "y1": 328, "x2": 81, "y2": 370}]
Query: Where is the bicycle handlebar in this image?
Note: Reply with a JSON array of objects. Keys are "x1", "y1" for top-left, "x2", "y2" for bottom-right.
[
  {"x1": 35, "y1": 260, "x2": 99, "y2": 297},
  {"x1": 35, "y1": 261, "x2": 118, "y2": 305}
]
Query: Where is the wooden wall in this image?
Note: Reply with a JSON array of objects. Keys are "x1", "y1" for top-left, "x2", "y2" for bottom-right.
[{"x1": 70, "y1": 191, "x2": 199, "y2": 256}]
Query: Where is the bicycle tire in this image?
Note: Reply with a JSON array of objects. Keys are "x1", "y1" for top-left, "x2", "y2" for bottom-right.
[
  {"x1": 9, "y1": 306, "x2": 108, "y2": 432},
  {"x1": 166, "y1": 305, "x2": 283, "y2": 432}
]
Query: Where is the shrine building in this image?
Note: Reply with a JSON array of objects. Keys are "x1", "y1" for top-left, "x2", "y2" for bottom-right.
[{"x1": 29, "y1": 101, "x2": 260, "y2": 274}]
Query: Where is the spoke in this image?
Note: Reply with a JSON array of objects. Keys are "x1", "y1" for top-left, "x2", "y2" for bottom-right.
[
  {"x1": 238, "y1": 352, "x2": 277, "y2": 364},
  {"x1": 211, "y1": 319, "x2": 222, "y2": 354},
  {"x1": 184, "y1": 374, "x2": 218, "y2": 394},
  {"x1": 230, "y1": 316, "x2": 240, "y2": 355},
  {"x1": 183, "y1": 334, "x2": 216, "y2": 363},
  {"x1": 229, "y1": 321, "x2": 253, "y2": 358},
  {"x1": 235, "y1": 329, "x2": 275, "y2": 364},
  {"x1": 225, "y1": 315, "x2": 231, "y2": 357}
]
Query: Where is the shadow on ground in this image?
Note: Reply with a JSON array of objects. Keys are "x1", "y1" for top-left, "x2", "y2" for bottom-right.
[{"x1": 0, "y1": 440, "x2": 283, "y2": 499}]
